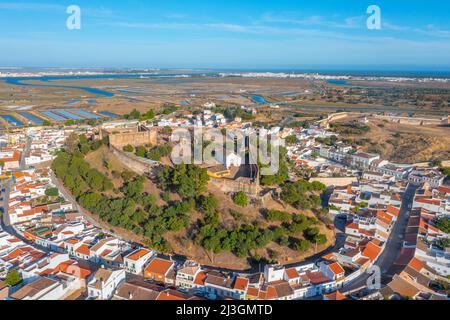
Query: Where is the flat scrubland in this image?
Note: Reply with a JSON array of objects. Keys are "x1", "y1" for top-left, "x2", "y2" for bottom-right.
[
  {"x1": 333, "y1": 117, "x2": 450, "y2": 164},
  {"x1": 1, "y1": 76, "x2": 449, "y2": 117}
]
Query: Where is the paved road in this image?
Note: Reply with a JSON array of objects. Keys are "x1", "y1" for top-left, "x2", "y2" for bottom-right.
[
  {"x1": 19, "y1": 136, "x2": 32, "y2": 169},
  {"x1": 1, "y1": 179, "x2": 54, "y2": 253},
  {"x1": 1, "y1": 179, "x2": 12, "y2": 227},
  {"x1": 1, "y1": 136, "x2": 58, "y2": 252},
  {"x1": 2, "y1": 135, "x2": 31, "y2": 228},
  {"x1": 342, "y1": 183, "x2": 417, "y2": 292},
  {"x1": 49, "y1": 171, "x2": 126, "y2": 241}
]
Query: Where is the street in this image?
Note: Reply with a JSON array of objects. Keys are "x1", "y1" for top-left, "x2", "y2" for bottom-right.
[
  {"x1": 342, "y1": 183, "x2": 417, "y2": 292},
  {"x1": 1, "y1": 136, "x2": 56, "y2": 253}
]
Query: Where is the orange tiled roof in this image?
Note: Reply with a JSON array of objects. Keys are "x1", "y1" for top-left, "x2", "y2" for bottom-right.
[
  {"x1": 324, "y1": 290, "x2": 347, "y2": 300},
  {"x1": 387, "y1": 205, "x2": 400, "y2": 217},
  {"x1": 157, "y1": 290, "x2": 190, "y2": 301},
  {"x1": 346, "y1": 222, "x2": 358, "y2": 230},
  {"x1": 233, "y1": 277, "x2": 249, "y2": 291},
  {"x1": 126, "y1": 249, "x2": 151, "y2": 261},
  {"x1": 408, "y1": 257, "x2": 424, "y2": 272},
  {"x1": 361, "y1": 241, "x2": 382, "y2": 262},
  {"x1": 328, "y1": 262, "x2": 345, "y2": 276},
  {"x1": 246, "y1": 287, "x2": 259, "y2": 297},
  {"x1": 437, "y1": 185, "x2": 450, "y2": 194},
  {"x1": 100, "y1": 249, "x2": 112, "y2": 257},
  {"x1": 75, "y1": 244, "x2": 91, "y2": 256},
  {"x1": 285, "y1": 268, "x2": 300, "y2": 279},
  {"x1": 66, "y1": 239, "x2": 79, "y2": 245},
  {"x1": 144, "y1": 257, "x2": 173, "y2": 276},
  {"x1": 194, "y1": 271, "x2": 207, "y2": 286},
  {"x1": 376, "y1": 210, "x2": 393, "y2": 225},
  {"x1": 0, "y1": 150, "x2": 20, "y2": 163},
  {"x1": 265, "y1": 286, "x2": 278, "y2": 300}
]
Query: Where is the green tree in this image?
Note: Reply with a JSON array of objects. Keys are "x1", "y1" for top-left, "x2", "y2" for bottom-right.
[
  {"x1": 5, "y1": 269, "x2": 22, "y2": 286},
  {"x1": 159, "y1": 164, "x2": 209, "y2": 199},
  {"x1": 292, "y1": 238, "x2": 311, "y2": 252},
  {"x1": 313, "y1": 233, "x2": 327, "y2": 245},
  {"x1": 266, "y1": 210, "x2": 291, "y2": 223},
  {"x1": 436, "y1": 238, "x2": 450, "y2": 250},
  {"x1": 129, "y1": 109, "x2": 141, "y2": 120},
  {"x1": 260, "y1": 147, "x2": 289, "y2": 186},
  {"x1": 135, "y1": 146, "x2": 147, "y2": 158},
  {"x1": 45, "y1": 187, "x2": 59, "y2": 197},
  {"x1": 198, "y1": 195, "x2": 219, "y2": 215},
  {"x1": 123, "y1": 144, "x2": 134, "y2": 153},
  {"x1": 285, "y1": 135, "x2": 299, "y2": 145},
  {"x1": 233, "y1": 192, "x2": 248, "y2": 207},
  {"x1": 144, "y1": 109, "x2": 155, "y2": 119},
  {"x1": 436, "y1": 217, "x2": 450, "y2": 233}
]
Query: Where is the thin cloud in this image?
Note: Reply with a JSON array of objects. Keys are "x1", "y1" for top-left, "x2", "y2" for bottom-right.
[
  {"x1": 383, "y1": 21, "x2": 450, "y2": 39},
  {"x1": 0, "y1": 2, "x2": 64, "y2": 11},
  {"x1": 0, "y1": 2, "x2": 116, "y2": 18},
  {"x1": 110, "y1": 22, "x2": 201, "y2": 30},
  {"x1": 259, "y1": 13, "x2": 365, "y2": 29}
]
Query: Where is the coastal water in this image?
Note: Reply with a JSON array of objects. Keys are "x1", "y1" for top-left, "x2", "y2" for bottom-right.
[
  {"x1": 0, "y1": 115, "x2": 23, "y2": 126},
  {"x1": 251, "y1": 95, "x2": 270, "y2": 104},
  {"x1": 327, "y1": 80, "x2": 351, "y2": 86},
  {"x1": 72, "y1": 109, "x2": 102, "y2": 119},
  {"x1": 4, "y1": 77, "x2": 115, "y2": 97},
  {"x1": 98, "y1": 111, "x2": 118, "y2": 118},
  {"x1": 55, "y1": 110, "x2": 85, "y2": 120},
  {"x1": 64, "y1": 100, "x2": 80, "y2": 105},
  {"x1": 1, "y1": 73, "x2": 218, "y2": 97},
  {"x1": 19, "y1": 112, "x2": 44, "y2": 125},
  {"x1": 42, "y1": 111, "x2": 66, "y2": 122}
]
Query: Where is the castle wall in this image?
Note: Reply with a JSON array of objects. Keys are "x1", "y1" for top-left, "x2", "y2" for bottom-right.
[
  {"x1": 110, "y1": 145, "x2": 152, "y2": 175},
  {"x1": 108, "y1": 130, "x2": 157, "y2": 148},
  {"x1": 373, "y1": 115, "x2": 445, "y2": 126},
  {"x1": 210, "y1": 177, "x2": 260, "y2": 197}
]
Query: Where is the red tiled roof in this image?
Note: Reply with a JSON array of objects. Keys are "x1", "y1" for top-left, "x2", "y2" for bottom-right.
[
  {"x1": 75, "y1": 244, "x2": 91, "y2": 256},
  {"x1": 324, "y1": 290, "x2": 347, "y2": 300},
  {"x1": 346, "y1": 222, "x2": 358, "y2": 230},
  {"x1": 306, "y1": 271, "x2": 330, "y2": 285},
  {"x1": 194, "y1": 271, "x2": 207, "y2": 286},
  {"x1": 157, "y1": 289, "x2": 192, "y2": 300},
  {"x1": 126, "y1": 249, "x2": 151, "y2": 261},
  {"x1": 361, "y1": 241, "x2": 382, "y2": 262},
  {"x1": 387, "y1": 205, "x2": 400, "y2": 217},
  {"x1": 144, "y1": 258, "x2": 174, "y2": 276},
  {"x1": 408, "y1": 257, "x2": 424, "y2": 272},
  {"x1": 285, "y1": 268, "x2": 300, "y2": 279},
  {"x1": 328, "y1": 262, "x2": 345, "y2": 276},
  {"x1": 233, "y1": 277, "x2": 249, "y2": 291},
  {"x1": 246, "y1": 287, "x2": 259, "y2": 297},
  {"x1": 437, "y1": 185, "x2": 450, "y2": 194}
]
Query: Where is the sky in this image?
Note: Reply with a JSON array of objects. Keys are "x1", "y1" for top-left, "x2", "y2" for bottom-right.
[{"x1": 0, "y1": 0, "x2": 449, "y2": 70}]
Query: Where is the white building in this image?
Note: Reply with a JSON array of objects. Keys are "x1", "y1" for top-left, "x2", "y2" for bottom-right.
[
  {"x1": 123, "y1": 248, "x2": 154, "y2": 275},
  {"x1": 216, "y1": 152, "x2": 242, "y2": 169},
  {"x1": 87, "y1": 268, "x2": 126, "y2": 300}
]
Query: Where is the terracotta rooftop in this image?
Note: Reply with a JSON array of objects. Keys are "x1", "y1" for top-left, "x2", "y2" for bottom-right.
[
  {"x1": 125, "y1": 249, "x2": 152, "y2": 262},
  {"x1": 144, "y1": 257, "x2": 174, "y2": 275}
]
